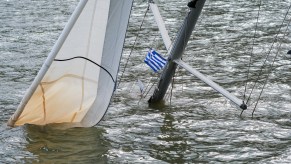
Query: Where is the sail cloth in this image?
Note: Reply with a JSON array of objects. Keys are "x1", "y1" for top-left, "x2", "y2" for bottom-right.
[{"x1": 8, "y1": 0, "x2": 133, "y2": 127}]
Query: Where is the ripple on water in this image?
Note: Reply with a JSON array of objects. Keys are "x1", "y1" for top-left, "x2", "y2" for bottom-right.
[{"x1": 1, "y1": 0, "x2": 291, "y2": 163}]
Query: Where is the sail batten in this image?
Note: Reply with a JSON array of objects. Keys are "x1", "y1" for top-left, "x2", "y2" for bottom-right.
[{"x1": 8, "y1": 0, "x2": 133, "y2": 127}]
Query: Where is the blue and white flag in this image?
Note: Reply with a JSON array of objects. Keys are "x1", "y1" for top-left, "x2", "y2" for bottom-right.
[{"x1": 144, "y1": 49, "x2": 167, "y2": 72}]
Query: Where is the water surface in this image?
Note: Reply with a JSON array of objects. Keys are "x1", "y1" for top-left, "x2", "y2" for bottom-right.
[{"x1": 1, "y1": 0, "x2": 291, "y2": 163}]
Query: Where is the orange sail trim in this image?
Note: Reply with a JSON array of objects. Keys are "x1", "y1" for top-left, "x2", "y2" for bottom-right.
[{"x1": 15, "y1": 76, "x2": 96, "y2": 126}]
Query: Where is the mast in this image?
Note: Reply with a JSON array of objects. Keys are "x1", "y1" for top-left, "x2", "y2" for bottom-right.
[
  {"x1": 149, "y1": 0, "x2": 206, "y2": 103},
  {"x1": 149, "y1": 0, "x2": 247, "y2": 110}
]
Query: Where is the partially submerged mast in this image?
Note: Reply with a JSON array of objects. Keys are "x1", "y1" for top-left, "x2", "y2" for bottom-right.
[
  {"x1": 149, "y1": 0, "x2": 247, "y2": 110},
  {"x1": 149, "y1": 0, "x2": 206, "y2": 103}
]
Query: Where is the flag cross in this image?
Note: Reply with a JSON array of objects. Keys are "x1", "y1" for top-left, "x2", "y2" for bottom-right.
[{"x1": 144, "y1": 49, "x2": 167, "y2": 72}]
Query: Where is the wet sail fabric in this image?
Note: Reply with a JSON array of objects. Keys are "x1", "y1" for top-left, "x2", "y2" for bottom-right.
[{"x1": 8, "y1": 0, "x2": 133, "y2": 127}]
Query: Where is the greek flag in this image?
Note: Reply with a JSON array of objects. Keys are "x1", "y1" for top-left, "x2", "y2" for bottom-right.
[{"x1": 144, "y1": 49, "x2": 167, "y2": 72}]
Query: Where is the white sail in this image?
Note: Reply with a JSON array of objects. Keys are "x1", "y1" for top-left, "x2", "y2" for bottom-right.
[{"x1": 8, "y1": 0, "x2": 133, "y2": 127}]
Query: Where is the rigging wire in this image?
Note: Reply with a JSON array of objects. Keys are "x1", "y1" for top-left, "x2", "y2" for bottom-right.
[
  {"x1": 164, "y1": 11, "x2": 190, "y2": 104},
  {"x1": 246, "y1": 3, "x2": 291, "y2": 106},
  {"x1": 139, "y1": 36, "x2": 163, "y2": 100},
  {"x1": 251, "y1": 8, "x2": 291, "y2": 117},
  {"x1": 165, "y1": 5, "x2": 204, "y2": 105},
  {"x1": 243, "y1": 0, "x2": 262, "y2": 103},
  {"x1": 122, "y1": 1, "x2": 173, "y2": 101},
  {"x1": 141, "y1": 31, "x2": 162, "y2": 98},
  {"x1": 135, "y1": 4, "x2": 169, "y2": 99},
  {"x1": 119, "y1": 1, "x2": 167, "y2": 100},
  {"x1": 169, "y1": 72, "x2": 175, "y2": 106},
  {"x1": 117, "y1": 5, "x2": 150, "y2": 89},
  {"x1": 165, "y1": 67, "x2": 178, "y2": 105}
]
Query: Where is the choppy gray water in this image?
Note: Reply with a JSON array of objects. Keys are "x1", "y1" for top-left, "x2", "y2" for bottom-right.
[{"x1": 1, "y1": 0, "x2": 291, "y2": 163}]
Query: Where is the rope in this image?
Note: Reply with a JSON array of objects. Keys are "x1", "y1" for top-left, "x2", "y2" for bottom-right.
[
  {"x1": 117, "y1": 5, "x2": 150, "y2": 89},
  {"x1": 54, "y1": 56, "x2": 115, "y2": 83},
  {"x1": 165, "y1": 10, "x2": 190, "y2": 104}
]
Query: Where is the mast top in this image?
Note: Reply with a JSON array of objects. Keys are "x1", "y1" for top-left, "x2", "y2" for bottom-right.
[{"x1": 188, "y1": 0, "x2": 198, "y2": 8}]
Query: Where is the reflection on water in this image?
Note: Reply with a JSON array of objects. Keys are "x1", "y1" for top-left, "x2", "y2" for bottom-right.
[
  {"x1": 1, "y1": 0, "x2": 291, "y2": 163},
  {"x1": 149, "y1": 112, "x2": 191, "y2": 163},
  {"x1": 24, "y1": 125, "x2": 109, "y2": 163}
]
